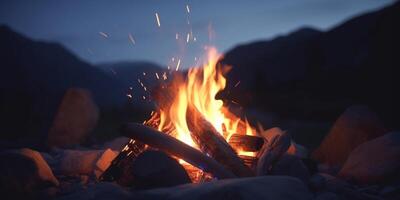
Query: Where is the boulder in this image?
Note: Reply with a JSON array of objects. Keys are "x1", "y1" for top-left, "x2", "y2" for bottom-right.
[
  {"x1": 128, "y1": 150, "x2": 191, "y2": 189},
  {"x1": 137, "y1": 176, "x2": 313, "y2": 200},
  {"x1": 339, "y1": 132, "x2": 400, "y2": 184},
  {"x1": 47, "y1": 88, "x2": 99, "y2": 148},
  {"x1": 270, "y1": 154, "x2": 310, "y2": 183},
  {"x1": 312, "y1": 105, "x2": 387, "y2": 166},
  {"x1": 58, "y1": 149, "x2": 103, "y2": 175},
  {"x1": 261, "y1": 127, "x2": 307, "y2": 158},
  {"x1": 0, "y1": 148, "x2": 59, "y2": 199},
  {"x1": 16, "y1": 148, "x2": 59, "y2": 186},
  {"x1": 102, "y1": 137, "x2": 130, "y2": 151},
  {"x1": 94, "y1": 149, "x2": 118, "y2": 179}
]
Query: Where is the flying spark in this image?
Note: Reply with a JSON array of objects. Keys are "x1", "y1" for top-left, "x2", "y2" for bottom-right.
[
  {"x1": 99, "y1": 31, "x2": 109, "y2": 38},
  {"x1": 128, "y1": 33, "x2": 136, "y2": 45},
  {"x1": 186, "y1": 5, "x2": 191, "y2": 13},
  {"x1": 234, "y1": 81, "x2": 241, "y2": 87},
  {"x1": 186, "y1": 33, "x2": 190, "y2": 43},
  {"x1": 155, "y1": 72, "x2": 160, "y2": 80},
  {"x1": 126, "y1": 94, "x2": 132, "y2": 99},
  {"x1": 155, "y1": 12, "x2": 161, "y2": 27},
  {"x1": 175, "y1": 33, "x2": 179, "y2": 40},
  {"x1": 176, "y1": 59, "x2": 181, "y2": 71}
]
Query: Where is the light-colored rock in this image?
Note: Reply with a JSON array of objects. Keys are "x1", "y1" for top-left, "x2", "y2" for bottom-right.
[
  {"x1": 339, "y1": 132, "x2": 400, "y2": 184},
  {"x1": 94, "y1": 149, "x2": 118, "y2": 178},
  {"x1": 48, "y1": 88, "x2": 99, "y2": 148},
  {"x1": 102, "y1": 137, "x2": 130, "y2": 151},
  {"x1": 137, "y1": 176, "x2": 313, "y2": 200},
  {"x1": 261, "y1": 127, "x2": 307, "y2": 158},
  {"x1": 17, "y1": 148, "x2": 59, "y2": 186},
  {"x1": 59, "y1": 150, "x2": 103, "y2": 175},
  {"x1": 0, "y1": 149, "x2": 59, "y2": 199},
  {"x1": 312, "y1": 105, "x2": 387, "y2": 166}
]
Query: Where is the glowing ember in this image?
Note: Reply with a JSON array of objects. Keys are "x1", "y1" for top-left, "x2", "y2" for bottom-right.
[{"x1": 155, "y1": 12, "x2": 161, "y2": 27}]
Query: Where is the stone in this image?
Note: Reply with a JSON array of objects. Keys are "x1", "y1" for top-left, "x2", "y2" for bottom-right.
[
  {"x1": 56, "y1": 182, "x2": 131, "y2": 200},
  {"x1": 102, "y1": 137, "x2": 130, "y2": 151},
  {"x1": 339, "y1": 132, "x2": 400, "y2": 184},
  {"x1": 47, "y1": 88, "x2": 99, "y2": 148},
  {"x1": 94, "y1": 149, "x2": 118, "y2": 179},
  {"x1": 270, "y1": 154, "x2": 310, "y2": 183},
  {"x1": 128, "y1": 150, "x2": 191, "y2": 189},
  {"x1": 137, "y1": 176, "x2": 313, "y2": 200},
  {"x1": 17, "y1": 148, "x2": 59, "y2": 186},
  {"x1": 261, "y1": 127, "x2": 307, "y2": 158},
  {"x1": 58, "y1": 149, "x2": 103, "y2": 175},
  {"x1": 312, "y1": 105, "x2": 387, "y2": 166},
  {"x1": 314, "y1": 192, "x2": 340, "y2": 200},
  {"x1": 0, "y1": 149, "x2": 58, "y2": 199}
]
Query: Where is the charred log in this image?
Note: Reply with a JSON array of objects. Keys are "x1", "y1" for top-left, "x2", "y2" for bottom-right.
[
  {"x1": 120, "y1": 123, "x2": 236, "y2": 179},
  {"x1": 186, "y1": 106, "x2": 254, "y2": 177},
  {"x1": 229, "y1": 134, "x2": 264, "y2": 152},
  {"x1": 99, "y1": 139, "x2": 145, "y2": 183},
  {"x1": 256, "y1": 131, "x2": 291, "y2": 176}
]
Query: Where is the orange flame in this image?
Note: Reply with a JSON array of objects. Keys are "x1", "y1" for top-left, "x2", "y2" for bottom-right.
[{"x1": 153, "y1": 46, "x2": 256, "y2": 158}]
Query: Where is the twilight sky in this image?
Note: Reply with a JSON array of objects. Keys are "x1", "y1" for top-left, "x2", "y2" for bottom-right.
[{"x1": 0, "y1": 0, "x2": 394, "y2": 68}]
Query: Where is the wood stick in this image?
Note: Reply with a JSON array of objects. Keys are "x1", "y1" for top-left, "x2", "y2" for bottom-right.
[
  {"x1": 229, "y1": 134, "x2": 264, "y2": 152},
  {"x1": 120, "y1": 123, "x2": 236, "y2": 179},
  {"x1": 256, "y1": 131, "x2": 291, "y2": 176},
  {"x1": 186, "y1": 106, "x2": 254, "y2": 177}
]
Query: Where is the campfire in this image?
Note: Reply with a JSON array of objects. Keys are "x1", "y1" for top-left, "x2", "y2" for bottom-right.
[{"x1": 100, "y1": 46, "x2": 291, "y2": 183}]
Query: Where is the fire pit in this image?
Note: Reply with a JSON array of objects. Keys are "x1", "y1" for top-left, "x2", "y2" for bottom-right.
[{"x1": 100, "y1": 47, "x2": 291, "y2": 184}]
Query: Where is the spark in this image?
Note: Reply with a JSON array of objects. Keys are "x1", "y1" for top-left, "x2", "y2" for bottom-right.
[
  {"x1": 142, "y1": 96, "x2": 146, "y2": 100},
  {"x1": 129, "y1": 87, "x2": 133, "y2": 90},
  {"x1": 186, "y1": 33, "x2": 190, "y2": 43},
  {"x1": 172, "y1": 57, "x2": 175, "y2": 62},
  {"x1": 99, "y1": 31, "x2": 109, "y2": 38},
  {"x1": 155, "y1": 12, "x2": 161, "y2": 27},
  {"x1": 175, "y1": 33, "x2": 179, "y2": 40},
  {"x1": 155, "y1": 72, "x2": 160, "y2": 80},
  {"x1": 167, "y1": 65, "x2": 171, "y2": 70},
  {"x1": 162, "y1": 72, "x2": 168, "y2": 80},
  {"x1": 234, "y1": 81, "x2": 241, "y2": 87},
  {"x1": 127, "y1": 94, "x2": 133, "y2": 99},
  {"x1": 143, "y1": 86, "x2": 147, "y2": 91},
  {"x1": 128, "y1": 33, "x2": 136, "y2": 45},
  {"x1": 175, "y1": 59, "x2": 181, "y2": 71},
  {"x1": 193, "y1": 37, "x2": 197, "y2": 42},
  {"x1": 143, "y1": 72, "x2": 146, "y2": 76},
  {"x1": 186, "y1": 5, "x2": 190, "y2": 13}
]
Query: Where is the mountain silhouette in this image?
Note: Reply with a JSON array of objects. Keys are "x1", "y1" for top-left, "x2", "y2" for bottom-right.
[
  {"x1": 221, "y1": 1, "x2": 400, "y2": 128},
  {"x1": 0, "y1": 26, "x2": 127, "y2": 145}
]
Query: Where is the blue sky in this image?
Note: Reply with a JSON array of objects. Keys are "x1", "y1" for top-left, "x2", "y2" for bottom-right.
[{"x1": 0, "y1": 0, "x2": 394, "y2": 68}]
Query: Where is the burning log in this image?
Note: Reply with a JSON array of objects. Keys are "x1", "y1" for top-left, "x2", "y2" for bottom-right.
[
  {"x1": 99, "y1": 139, "x2": 145, "y2": 183},
  {"x1": 256, "y1": 131, "x2": 291, "y2": 176},
  {"x1": 229, "y1": 134, "x2": 264, "y2": 152},
  {"x1": 120, "y1": 123, "x2": 236, "y2": 179},
  {"x1": 186, "y1": 107, "x2": 254, "y2": 177}
]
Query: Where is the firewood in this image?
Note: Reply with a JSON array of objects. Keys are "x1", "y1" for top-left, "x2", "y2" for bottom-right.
[
  {"x1": 239, "y1": 155, "x2": 258, "y2": 169},
  {"x1": 256, "y1": 131, "x2": 291, "y2": 176},
  {"x1": 186, "y1": 106, "x2": 254, "y2": 177},
  {"x1": 229, "y1": 134, "x2": 264, "y2": 152},
  {"x1": 120, "y1": 123, "x2": 236, "y2": 179},
  {"x1": 99, "y1": 139, "x2": 145, "y2": 182}
]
